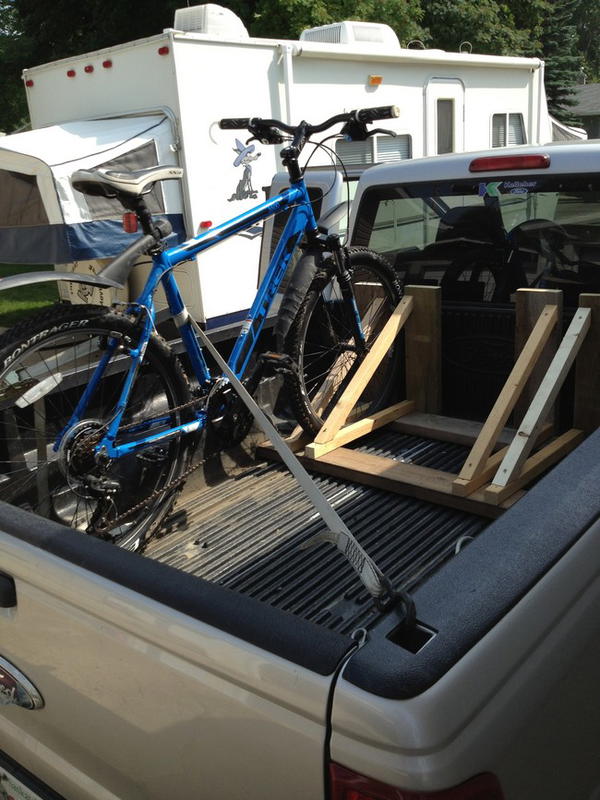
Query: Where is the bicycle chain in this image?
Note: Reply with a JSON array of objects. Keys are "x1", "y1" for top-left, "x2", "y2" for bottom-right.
[{"x1": 80, "y1": 392, "x2": 210, "y2": 538}]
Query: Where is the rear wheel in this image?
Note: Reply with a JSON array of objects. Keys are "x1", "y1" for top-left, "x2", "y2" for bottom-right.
[
  {"x1": 284, "y1": 249, "x2": 402, "y2": 435},
  {"x1": 0, "y1": 304, "x2": 192, "y2": 550}
]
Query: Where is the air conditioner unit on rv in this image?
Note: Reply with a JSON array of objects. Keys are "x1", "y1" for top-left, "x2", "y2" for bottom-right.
[
  {"x1": 300, "y1": 21, "x2": 400, "y2": 50},
  {"x1": 173, "y1": 4, "x2": 249, "y2": 38}
]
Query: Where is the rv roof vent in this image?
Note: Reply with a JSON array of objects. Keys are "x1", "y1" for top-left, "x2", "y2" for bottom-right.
[
  {"x1": 300, "y1": 21, "x2": 400, "y2": 50},
  {"x1": 173, "y1": 4, "x2": 249, "y2": 38}
]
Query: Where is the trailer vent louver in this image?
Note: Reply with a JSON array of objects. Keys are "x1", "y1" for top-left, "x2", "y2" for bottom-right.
[
  {"x1": 300, "y1": 21, "x2": 400, "y2": 50},
  {"x1": 336, "y1": 134, "x2": 411, "y2": 166},
  {"x1": 173, "y1": 4, "x2": 249, "y2": 39}
]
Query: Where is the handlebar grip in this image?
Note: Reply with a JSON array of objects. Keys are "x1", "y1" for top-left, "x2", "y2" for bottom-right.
[
  {"x1": 219, "y1": 118, "x2": 251, "y2": 130},
  {"x1": 356, "y1": 106, "x2": 400, "y2": 123}
]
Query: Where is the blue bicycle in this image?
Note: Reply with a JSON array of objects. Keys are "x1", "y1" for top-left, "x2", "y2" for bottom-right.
[{"x1": 0, "y1": 107, "x2": 402, "y2": 549}]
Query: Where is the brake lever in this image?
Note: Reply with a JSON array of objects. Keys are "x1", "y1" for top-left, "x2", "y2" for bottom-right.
[
  {"x1": 247, "y1": 125, "x2": 284, "y2": 145},
  {"x1": 340, "y1": 119, "x2": 370, "y2": 142},
  {"x1": 366, "y1": 128, "x2": 397, "y2": 138}
]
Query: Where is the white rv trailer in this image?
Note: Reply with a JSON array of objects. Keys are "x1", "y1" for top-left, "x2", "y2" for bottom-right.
[{"x1": 0, "y1": 4, "x2": 563, "y2": 328}]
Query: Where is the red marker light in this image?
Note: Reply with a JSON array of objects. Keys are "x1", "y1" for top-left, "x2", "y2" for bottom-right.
[
  {"x1": 158, "y1": 46, "x2": 170, "y2": 56},
  {"x1": 67, "y1": 69, "x2": 76, "y2": 78},
  {"x1": 122, "y1": 213, "x2": 138, "y2": 233},
  {"x1": 469, "y1": 154, "x2": 550, "y2": 172},
  {"x1": 84, "y1": 65, "x2": 94, "y2": 73},
  {"x1": 199, "y1": 220, "x2": 213, "y2": 230},
  {"x1": 102, "y1": 59, "x2": 113, "y2": 69},
  {"x1": 25, "y1": 79, "x2": 34, "y2": 87}
]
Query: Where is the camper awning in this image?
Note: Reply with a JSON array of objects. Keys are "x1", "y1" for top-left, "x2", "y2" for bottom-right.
[{"x1": 0, "y1": 115, "x2": 185, "y2": 264}]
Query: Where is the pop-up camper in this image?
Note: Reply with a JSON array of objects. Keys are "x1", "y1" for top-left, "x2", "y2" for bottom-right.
[{"x1": 0, "y1": 4, "x2": 570, "y2": 326}]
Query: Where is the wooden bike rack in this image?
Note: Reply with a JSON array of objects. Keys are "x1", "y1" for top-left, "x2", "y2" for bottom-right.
[{"x1": 259, "y1": 286, "x2": 599, "y2": 519}]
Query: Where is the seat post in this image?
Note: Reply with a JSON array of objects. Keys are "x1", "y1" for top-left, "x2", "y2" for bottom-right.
[{"x1": 131, "y1": 196, "x2": 156, "y2": 237}]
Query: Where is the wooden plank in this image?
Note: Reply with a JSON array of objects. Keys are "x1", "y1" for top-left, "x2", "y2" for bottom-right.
[
  {"x1": 456, "y1": 303, "x2": 558, "y2": 483},
  {"x1": 574, "y1": 293, "x2": 600, "y2": 433},
  {"x1": 452, "y1": 447, "x2": 507, "y2": 497},
  {"x1": 296, "y1": 447, "x2": 522, "y2": 519},
  {"x1": 484, "y1": 428, "x2": 585, "y2": 505},
  {"x1": 305, "y1": 400, "x2": 415, "y2": 459},
  {"x1": 451, "y1": 422, "x2": 553, "y2": 497},
  {"x1": 492, "y1": 307, "x2": 592, "y2": 487},
  {"x1": 391, "y1": 413, "x2": 516, "y2": 448},
  {"x1": 404, "y1": 285, "x2": 442, "y2": 413},
  {"x1": 513, "y1": 288, "x2": 563, "y2": 428},
  {"x1": 313, "y1": 296, "x2": 414, "y2": 445}
]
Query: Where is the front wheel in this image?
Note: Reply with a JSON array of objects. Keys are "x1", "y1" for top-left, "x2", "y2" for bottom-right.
[
  {"x1": 0, "y1": 304, "x2": 192, "y2": 550},
  {"x1": 284, "y1": 248, "x2": 402, "y2": 435}
]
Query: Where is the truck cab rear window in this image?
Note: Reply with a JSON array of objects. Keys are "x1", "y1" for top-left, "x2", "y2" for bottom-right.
[
  {"x1": 0, "y1": 170, "x2": 48, "y2": 227},
  {"x1": 352, "y1": 175, "x2": 600, "y2": 306}
]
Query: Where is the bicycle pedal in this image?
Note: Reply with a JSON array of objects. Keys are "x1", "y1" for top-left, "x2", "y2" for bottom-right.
[
  {"x1": 137, "y1": 447, "x2": 169, "y2": 463},
  {"x1": 258, "y1": 352, "x2": 298, "y2": 376},
  {"x1": 162, "y1": 509, "x2": 188, "y2": 534}
]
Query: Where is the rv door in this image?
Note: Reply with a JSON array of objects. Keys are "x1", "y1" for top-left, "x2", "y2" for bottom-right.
[{"x1": 425, "y1": 78, "x2": 465, "y2": 156}]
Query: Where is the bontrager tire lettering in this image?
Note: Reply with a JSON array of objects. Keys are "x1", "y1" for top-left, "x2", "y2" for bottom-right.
[{"x1": 3, "y1": 318, "x2": 90, "y2": 369}]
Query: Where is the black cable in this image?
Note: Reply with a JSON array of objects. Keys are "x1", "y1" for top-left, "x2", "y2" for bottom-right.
[{"x1": 305, "y1": 137, "x2": 352, "y2": 243}]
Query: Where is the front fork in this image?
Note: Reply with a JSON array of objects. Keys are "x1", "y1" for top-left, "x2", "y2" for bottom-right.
[{"x1": 327, "y1": 234, "x2": 368, "y2": 355}]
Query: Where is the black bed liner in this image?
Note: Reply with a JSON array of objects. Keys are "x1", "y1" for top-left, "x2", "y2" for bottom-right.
[{"x1": 147, "y1": 432, "x2": 487, "y2": 635}]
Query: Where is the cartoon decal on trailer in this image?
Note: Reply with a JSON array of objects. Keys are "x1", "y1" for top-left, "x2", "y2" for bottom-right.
[{"x1": 228, "y1": 139, "x2": 261, "y2": 201}]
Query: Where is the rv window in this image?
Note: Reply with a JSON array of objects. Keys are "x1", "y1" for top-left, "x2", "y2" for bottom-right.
[
  {"x1": 335, "y1": 134, "x2": 411, "y2": 167},
  {"x1": 82, "y1": 142, "x2": 165, "y2": 219},
  {"x1": 492, "y1": 113, "x2": 526, "y2": 147},
  {"x1": 0, "y1": 170, "x2": 48, "y2": 227},
  {"x1": 437, "y1": 99, "x2": 454, "y2": 154},
  {"x1": 352, "y1": 174, "x2": 600, "y2": 305}
]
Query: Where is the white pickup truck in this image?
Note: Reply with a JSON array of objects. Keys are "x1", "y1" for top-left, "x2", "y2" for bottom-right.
[{"x1": 1, "y1": 141, "x2": 600, "y2": 800}]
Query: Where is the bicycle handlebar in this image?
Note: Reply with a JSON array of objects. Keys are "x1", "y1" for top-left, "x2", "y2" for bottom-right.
[
  {"x1": 356, "y1": 106, "x2": 400, "y2": 123},
  {"x1": 218, "y1": 105, "x2": 400, "y2": 137},
  {"x1": 219, "y1": 118, "x2": 251, "y2": 130}
]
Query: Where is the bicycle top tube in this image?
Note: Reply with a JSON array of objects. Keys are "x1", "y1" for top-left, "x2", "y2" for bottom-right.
[{"x1": 162, "y1": 183, "x2": 310, "y2": 270}]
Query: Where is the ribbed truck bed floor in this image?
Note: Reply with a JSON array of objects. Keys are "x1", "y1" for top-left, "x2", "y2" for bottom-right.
[{"x1": 146, "y1": 432, "x2": 488, "y2": 635}]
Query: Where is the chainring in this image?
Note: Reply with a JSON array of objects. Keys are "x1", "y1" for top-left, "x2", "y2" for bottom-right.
[{"x1": 205, "y1": 376, "x2": 258, "y2": 451}]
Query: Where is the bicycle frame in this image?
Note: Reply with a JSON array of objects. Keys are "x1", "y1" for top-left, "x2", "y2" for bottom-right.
[{"x1": 61, "y1": 179, "x2": 319, "y2": 460}]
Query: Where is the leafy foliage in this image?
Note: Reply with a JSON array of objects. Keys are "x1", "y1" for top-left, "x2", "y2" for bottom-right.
[
  {"x1": 539, "y1": 0, "x2": 582, "y2": 121},
  {"x1": 0, "y1": 0, "x2": 31, "y2": 131},
  {"x1": 575, "y1": 0, "x2": 600, "y2": 80},
  {"x1": 421, "y1": 0, "x2": 535, "y2": 55},
  {"x1": 248, "y1": 0, "x2": 424, "y2": 44}
]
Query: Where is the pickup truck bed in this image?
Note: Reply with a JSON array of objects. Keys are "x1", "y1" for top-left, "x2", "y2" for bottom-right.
[{"x1": 147, "y1": 432, "x2": 487, "y2": 635}]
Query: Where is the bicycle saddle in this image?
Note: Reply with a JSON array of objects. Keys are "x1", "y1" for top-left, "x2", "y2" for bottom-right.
[{"x1": 72, "y1": 165, "x2": 184, "y2": 198}]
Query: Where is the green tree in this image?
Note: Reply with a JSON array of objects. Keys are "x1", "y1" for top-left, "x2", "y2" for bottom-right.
[
  {"x1": 421, "y1": 0, "x2": 536, "y2": 55},
  {"x1": 575, "y1": 0, "x2": 600, "y2": 80},
  {"x1": 248, "y1": 0, "x2": 425, "y2": 45},
  {"x1": 539, "y1": 0, "x2": 582, "y2": 121},
  {"x1": 0, "y1": 0, "x2": 32, "y2": 131},
  {"x1": 12, "y1": 0, "x2": 181, "y2": 66}
]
